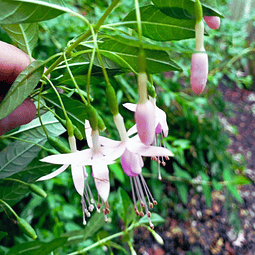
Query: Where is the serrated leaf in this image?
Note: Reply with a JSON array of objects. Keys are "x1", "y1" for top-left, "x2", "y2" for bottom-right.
[
  {"x1": 1, "y1": 23, "x2": 39, "y2": 55},
  {"x1": 97, "y1": 34, "x2": 182, "y2": 73},
  {"x1": 6, "y1": 237, "x2": 68, "y2": 255},
  {"x1": 0, "y1": 0, "x2": 68, "y2": 24},
  {"x1": 43, "y1": 93, "x2": 87, "y2": 138},
  {"x1": 223, "y1": 169, "x2": 243, "y2": 203},
  {"x1": 152, "y1": 0, "x2": 224, "y2": 19},
  {"x1": 0, "y1": 112, "x2": 65, "y2": 179},
  {"x1": 123, "y1": 5, "x2": 196, "y2": 41},
  {"x1": 0, "y1": 60, "x2": 44, "y2": 120}
]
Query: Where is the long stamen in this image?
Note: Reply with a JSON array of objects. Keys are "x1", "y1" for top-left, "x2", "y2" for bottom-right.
[{"x1": 130, "y1": 177, "x2": 139, "y2": 215}]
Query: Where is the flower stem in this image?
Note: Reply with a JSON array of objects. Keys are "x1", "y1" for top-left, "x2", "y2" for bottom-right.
[{"x1": 0, "y1": 199, "x2": 19, "y2": 219}]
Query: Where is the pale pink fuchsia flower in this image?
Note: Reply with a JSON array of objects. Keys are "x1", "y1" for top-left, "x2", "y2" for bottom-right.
[
  {"x1": 101, "y1": 114, "x2": 173, "y2": 228},
  {"x1": 203, "y1": 16, "x2": 220, "y2": 29},
  {"x1": 190, "y1": 53, "x2": 208, "y2": 95},
  {"x1": 123, "y1": 101, "x2": 169, "y2": 179},
  {"x1": 38, "y1": 128, "x2": 116, "y2": 224}
]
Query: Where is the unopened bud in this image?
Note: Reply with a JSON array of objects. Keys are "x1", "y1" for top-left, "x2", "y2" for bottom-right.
[
  {"x1": 86, "y1": 105, "x2": 98, "y2": 130},
  {"x1": 28, "y1": 184, "x2": 47, "y2": 198},
  {"x1": 204, "y1": 16, "x2": 220, "y2": 29},
  {"x1": 17, "y1": 217, "x2": 37, "y2": 240},
  {"x1": 190, "y1": 53, "x2": 208, "y2": 95},
  {"x1": 150, "y1": 229, "x2": 164, "y2": 245}
]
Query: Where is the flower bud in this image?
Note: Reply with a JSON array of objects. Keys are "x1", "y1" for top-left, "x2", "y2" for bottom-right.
[
  {"x1": 17, "y1": 217, "x2": 37, "y2": 240},
  {"x1": 48, "y1": 136, "x2": 71, "y2": 154},
  {"x1": 28, "y1": 184, "x2": 47, "y2": 198},
  {"x1": 204, "y1": 16, "x2": 220, "y2": 29},
  {"x1": 190, "y1": 53, "x2": 208, "y2": 95},
  {"x1": 135, "y1": 100, "x2": 155, "y2": 145}
]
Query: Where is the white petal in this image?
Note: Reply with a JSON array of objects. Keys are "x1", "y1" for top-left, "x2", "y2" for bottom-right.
[
  {"x1": 100, "y1": 143, "x2": 126, "y2": 162},
  {"x1": 71, "y1": 165, "x2": 84, "y2": 196},
  {"x1": 99, "y1": 136, "x2": 121, "y2": 148},
  {"x1": 127, "y1": 124, "x2": 137, "y2": 136},
  {"x1": 156, "y1": 107, "x2": 169, "y2": 137},
  {"x1": 92, "y1": 163, "x2": 110, "y2": 202},
  {"x1": 36, "y1": 164, "x2": 69, "y2": 181},
  {"x1": 127, "y1": 141, "x2": 174, "y2": 157},
  {"x1": 41, "y1": 150, "x2": 89, "y2": 165},
  {"x1": 123, "y1": 103, "x2": 136, "y2": 112}
]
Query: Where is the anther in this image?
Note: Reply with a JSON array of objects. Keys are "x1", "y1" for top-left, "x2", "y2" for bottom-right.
[{"x1": 153, "y1": 200, "x2": 158, "y2": 206}]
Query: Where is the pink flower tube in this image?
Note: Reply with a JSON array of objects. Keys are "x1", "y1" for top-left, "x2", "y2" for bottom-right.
[
  {"x1": 135, "y1": 100, "x2": 155, "y2": 145},
  {"x1": 190, "y1": 52, "x2": 208, "y2": 95},
  {"x1": 204, "y1": 16, "x2": 220, "y2": 30}
]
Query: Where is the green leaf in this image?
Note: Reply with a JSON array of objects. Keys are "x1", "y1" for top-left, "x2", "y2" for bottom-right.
[
  {"x1": 0, "y1": 112, "x2": 65, "y2": 180},
  {"x1": 123, "y1": 5, "x2": 196, "y2": 41},
  {"x1": 0, "y1": 232, "x2": 7, "y2": 241},
  {"x1": 212, "y1": 178, "x2": 223, "y2": 191},
  {"x1": 98, "y1": 34, "x2": 182, "y2": 73},
  {"x1": 175, "y1": 182, "x2": 188, "y2": 204},
  {"x1": 223, "y1": 169, "x2": 243, "y2": 203},
  {"x1": 43, "y1": 93, "x2": 87, "y2": 138},
  {"x1": 6, "y1": 237, "x2": 68, "y2": 255},
  {"x1": 0, "y1": 0, "x2": 68, "y2": 24},
  {"x1": 0, "y1": 60, "x2": 44, "y2": 120},
  {"x1": 109, "y1": 163, "x2": 125, "y2": 183},
  {"x1": 62, "y1": 213, "x2": 105, "y2": 246},
  {"x1": 1, "y1": 23, "x2": 39, "y2": 55},
  {"x1": 115, "y1": 187, "x2": 135, "y2": 226},
  {"x1": 173, "y1": 163, "x2": 192, "y2": 180},
  {"x1": 199, "y1": 172, "x2": 212, "y2": 207},
  {"x1": 151, "y1": 0, "x2": 224, "y2": 19},
  {"x1": 139, "y1": 213, "x2": 165, "y2": 225},
  {"x1": 232, "y1": 175, "x2": 251, "y2": 185}
]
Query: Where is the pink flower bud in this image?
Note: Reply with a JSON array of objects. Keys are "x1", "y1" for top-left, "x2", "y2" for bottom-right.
[
  {"x1": 190, "y1": 53, "x2": 208, "y2": 95},
  {"x1": 135, "y1": 100, "x2": 155, "y2": 145},
  {"x1": 203, "y1": 16, "x2": 220, "y2": 29}
]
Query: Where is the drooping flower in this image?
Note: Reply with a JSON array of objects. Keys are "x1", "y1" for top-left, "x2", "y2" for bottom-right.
[
  {"x1": 203, "y1": 16, "x2": 220, "y2": 29},
  {"x1": 38, "y1": 128, "x2": 116, "y2": 224},
  {"x1": 95, "y1": 114, "x2": 173, "y2": 227},
  {"x1": 123, "y1": 101, "x2": 170, "y2": 179}
]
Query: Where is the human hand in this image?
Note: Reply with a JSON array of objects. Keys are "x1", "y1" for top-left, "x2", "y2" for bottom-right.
[{"x1": 0, "y1": 41, "x2": 37, "y2": 136}]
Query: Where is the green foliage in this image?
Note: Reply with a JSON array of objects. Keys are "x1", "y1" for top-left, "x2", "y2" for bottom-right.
[{"x1": 0, "y1": 0, "x2": 251, "y2": 254}]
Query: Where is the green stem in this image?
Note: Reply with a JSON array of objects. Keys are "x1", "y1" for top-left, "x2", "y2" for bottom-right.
[
  {"x1": 134, "y1": 0, "x2": 143, "y2": 46},
  {"x1": 0, "y1": 199, "x2": 19, "y2": 219},
  {"x1": 43, "y1": 75, "x2": 69, "y2": 120},
  {"x1": 38, "y1": 83, "x2": 49, "y2": 138},
  {"x1": 63, "y1": 52, "x2": 88, "y2": 106},
  {"x1": 43, "y1": 0, "x2": 120, "y2": 78},
  {"x1": 3, "y1": 177, "x2": 28, "y2": 186},
  {"x1": 67, "y1": 223, "x2": 138, "y2": 255}
]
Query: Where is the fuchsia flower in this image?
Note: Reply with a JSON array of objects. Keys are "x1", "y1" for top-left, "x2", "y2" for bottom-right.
[
  {"x1": 204, "y1": 16, "x2": 220, "y2": 29},
  {"x1": 123, "y1": 101, "x2": 170, "y2": 179},
  {"x1": 190, "y1": 53, "x2": 208, "y2": 95},
  {"x1": 38, "y1": 127, "x2": 116, "y2": 224}
]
